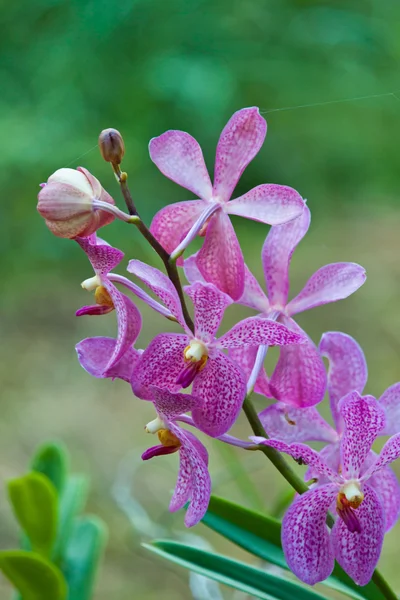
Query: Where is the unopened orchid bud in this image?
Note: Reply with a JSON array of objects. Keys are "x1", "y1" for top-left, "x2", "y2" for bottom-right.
[
  {"x1": 37, "y1": 167, "x2": 115, "y2": 239},
  {"x1": 98, "y1": 128, "x2": 125, "y2": 164}
]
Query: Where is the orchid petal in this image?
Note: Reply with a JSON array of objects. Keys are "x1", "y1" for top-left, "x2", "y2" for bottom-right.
[
  {"x1": 269, "y1": 317, "x2": 327, "y2": 408},
  {"x1": 197, "y1": 210, "x2": 245, "y2": 300},
  {"x1": 305, "y1": 443, "x2": 341, "y2": 485},
  {"x1": 142, "y1": 444, "x2": 178, "y2": 460},
  {"x1": 184, "y1": 252, "x2": 205, "y2": 285},
  {"x1": 238, "y1": 265, "x2": 270, "y2": 312},
  {"x1": 251, "y1": 439, "x2": 340, "y2": 482},
  {"x1": 76, "y1": 304, "x2": 113, "y2": 316},
  {"x1": 192, "y1": 350, "x2": 246, "y2": 437},
  {"x1": 369, "y1": 465, "x2": 400, "y2": 531},
  {"x1": 339, "y1": 392, "x2": 385, "y2": 479},
  {"x1": 170, "y1": 425, "x2": 211, "y2": 527},
  {"x1": 379, "y1": 382, "x2": 400, "y2": 435},
  {"x1": 149, "y1": 131, "x2": 213, "y2": 200},
  {"x1": 76, "y1": 336, "x2": 141, "y2": 382},
  {"x1": 287, "y1": 262, "x2": 366, "y2": 316},
  {"x1": 217, "y1": 315, "x2": 304, "y2": 349},
  {"x1": 259, "y1": 403, "x2": 337, "y2": 444},
  {"x1": 229, "y1": 345, "x2": 271, "y2": 397},
  {"x1": 127, "y1": 260, "x2": 187, "y2": 329},
  {"x1": 281, "y1": 485, "x2": 337, "y2": 585},
  {"x1": 332, "y1": 484, "x2": 384, "y2": 586},
  {"x1": 227, "y1": 184, "x2": 305, "y2": 225},
  {"x1": 76, "y1": 236, "x2": 123, "y2": 275},
  {"x1": 184, "y1": 282, "x2": 232, "y2": 341},
  {"x1": 362, "y1": 433, "x2": 400, "y2": 479},
  {"x1": 149, "y1": 200, "x2": 206, "y2": 264},
  {"x1": 213, "y1": 107, "x2": 266, "y2": 202},
  {"x1": 262, "y1": 205, "x2": 310, "y2": 307},
  {"x1": 131, "y1": 333, "x2": 187, "y2": 400},
  {"x1": 150, "y1": 386, "x2": 202, "y2": 421},
  {"x1": 319, "y1": 331, "x2": 368, "y2": 434},
  {"x1": 103, "y1": 281, "x2": 142, "y2": 371},
  {"x1": 168, "y1": 443, "x2": 192, "y2": 514}
]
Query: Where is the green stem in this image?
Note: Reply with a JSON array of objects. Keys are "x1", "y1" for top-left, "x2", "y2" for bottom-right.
[
  {"x1": 112, "y1": 165, "x2": 195, "y2": 333},
  {"x1": 242, "y1": 394, "x2": 397, "y2": 600}
]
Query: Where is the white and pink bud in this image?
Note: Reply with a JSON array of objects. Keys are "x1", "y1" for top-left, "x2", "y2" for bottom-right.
[{"x1": 37, "y1": 167, "x2": 115, "y2": 239}]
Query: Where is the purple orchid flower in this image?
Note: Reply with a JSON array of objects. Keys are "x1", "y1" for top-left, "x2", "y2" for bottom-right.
[
  {"x1": 260, "y1": 331, "x2": 400, "y2": 533},
  {"x1": 128, "y1": 260, "x2": 305, "y2": 437},
  {"x1": 149, "y1": 107, "x2": 305, "y2": 300},
  {"x1": 252, "y1": 392, "x2": 400, "y2": 586},
  {"x1": 75, "y1": 235, "x2": 142, "y2": 374},
  {"x1": 142, "y1": 386, "x2": 211, "y2": 527},
  {"x1": 75, "y1": 235, "x2": 178, "y2": 376},
  {"x1": 187, "y1": 205, "x2": 366, "y2": 408}
]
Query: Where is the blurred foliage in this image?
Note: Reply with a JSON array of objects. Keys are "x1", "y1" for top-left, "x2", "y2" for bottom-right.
[
  {"x1": 2, "y1": 0, "x2": 400, "y2": 273},
  {"x1": 2, "y1": 0, "x2": 400, "y2": 598}
]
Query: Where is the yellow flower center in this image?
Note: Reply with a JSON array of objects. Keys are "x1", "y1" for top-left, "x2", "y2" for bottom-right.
[
  {"x1": 157, "y1": 429, "x2": 181, "y2": 449},
  {"x1": 183, "y1": 339, "x2": 209, "y2": 370},
  {"x1": 94, "y1": 285, "x2": 114, "y2": 307}
]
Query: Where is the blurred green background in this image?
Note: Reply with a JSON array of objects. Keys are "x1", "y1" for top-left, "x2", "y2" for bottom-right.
[{"x1": 2, "y1": 0, "x2": 400, "y2": 597}]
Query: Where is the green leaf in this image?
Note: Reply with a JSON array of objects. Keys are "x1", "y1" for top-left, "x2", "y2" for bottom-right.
[
  {"x1": 8, "y1": 473, "x2": 58, "y2": 558},
  {"x1": 30, "y1": 441, "x2": 69, "y2": 494},
  {"x1": 62, "y1": 516, "x2": 108, "y2": 600},
  {"x1": 145, "y1": 540, "x2": 329, "y2": 600},
  {"x1": 53, "y1": 475, "x2": 89, "y2": 562},
  {"x1": 0, "y1": 550, "x2": 67, "y2": 600},
  {"x1": 201, "y1": 496, "x2": 384, "y2": 600}
]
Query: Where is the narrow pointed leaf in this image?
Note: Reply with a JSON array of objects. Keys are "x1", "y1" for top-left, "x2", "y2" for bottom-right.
[
  {"x1": 0, "y1": 550, "x2": 67, "y2": 600},
  {"x1": 53, "y1": 475, "x2": 89, "y2": 562},
  {"x1": 201, "y1": 496, "x2": 384, "y2": 600},
  {"x1": 145, "y1": 540, "x2": 329, "y2": 600},
  {"x1": 8, "y1": 473, "x2": 58, "y2": 558},
  {"x1": 62, "y1": 516, "x2": 108, "y2": 600},
  {"x1": 30, "y1": 441, "x2": 69, "y2": 494}
]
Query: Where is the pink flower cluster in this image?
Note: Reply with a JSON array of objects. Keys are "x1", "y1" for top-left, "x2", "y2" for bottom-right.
[{"x1": 37, "y1": 107, "x2": 400, "y2": 587}]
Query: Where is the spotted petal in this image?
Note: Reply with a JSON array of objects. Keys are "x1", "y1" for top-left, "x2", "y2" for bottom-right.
[
  {"x1": 319, "y1": 332, "x2": 368, "y2": 434},
  {"x1": 150, "y1": 387, "x2": 202, "y2": 421},
  {"x1": 149, "y1": 200, "x2": 206, "y2": 262},
  {"x1": 127, "y1": 260, "x2": 187, "y2": 329},
  {"x1": 332, "y1": 484, "x2": 384, "y2": 586},
  {"x1": 76, "y1": 236, "x2": 123, "y2": 275},
  {"x1": 213, "y1": 107, "x2": 267, "y2": 203},
  {"x1": 281, "y1": 485, "x2": 337, "y2": 585},
  {"x1": 286, "y1": 262, "x2": 366, "y2": 316},
  {"x1": 192, "y1": 350, "x2": 246, "y2": 437},
  {"x1": 369, "y1": 465, "x2": 400, "y2": 531},
  {"x1": 184, "y1": 282, "x2": 232, "y2": 342},
  {"x1": 102, "y1": 281, "x2": 142, "y2": 371},
  {"x1": 362, "y1": 433, "x2": 400, "y2": 479},
  {"x1": 217, "y1": 315, "x2": 304, "y2": 349},
  {"x1": 227, "y1": 184, "x2": 305, "y2": 226},
  {"x1": 131, "y1": 333, "x2": 187, "y2": 400},
  {"x1": 76, "y1": 336, "x2": 141, "y2": 382},
  {"x1": 259, "y1": 403, "x2": 337, "y2": 444},
  {"x1": 169, "y1": 424, "x2": 211, "y2": 527},
  {"x1": 379, "y1": 382, "x2": 400, "y2": 435},
  {"x1": 269, "y1": 317, "x2": 326, "y2": 408},
  {"x1": 251, "y1": 438, "x2": 340, "y2": 482},
  {"x1": 197, "y1": 210, "x2": 245, "y2": 300},
  {"x1": 262, "y1": 205, "x2": 310, "y2": 307},
  {"x1": 339, "y1": 392, "x2": 385, "y2": 479},
  {"x1": 149, "y1": 131, "x2": 213, "y2": 200}
]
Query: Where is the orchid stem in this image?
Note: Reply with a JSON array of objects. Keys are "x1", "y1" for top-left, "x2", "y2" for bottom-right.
[
  {"x1": 112, "y1": 163, "x2": 195, "y2": 333},
  {"x1": 242, "y1": 393, "x2": 398, "y2": 600}
]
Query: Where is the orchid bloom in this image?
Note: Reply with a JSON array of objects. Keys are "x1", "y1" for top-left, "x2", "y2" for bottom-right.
[
  {"x1": 129, "y1": 260, "x2": 304, "y2": 437},
  {"x1": 76, "y1": 235, "x2": 142, "y2": 374},
  {"x1": 260, "y1": 331, "x2": 400, "y2": 533},
  {"x1": 187, "y1": 205, "x2": 366, "y2": 408},
  {"x1": 149, "y1": 107, "x2": 305, "y2": 300},
  {"x1": 252, "y1": 392, "x2": 400, "y2": 586},
  {"x1": 142, "y1": 386, "x2": 210, "y2": 527}
]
